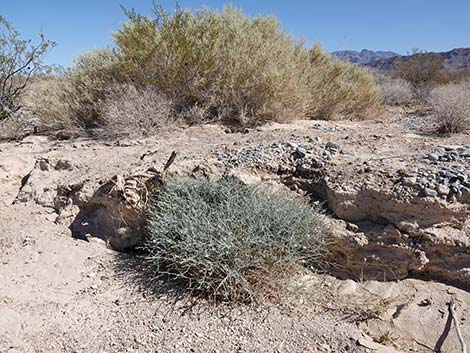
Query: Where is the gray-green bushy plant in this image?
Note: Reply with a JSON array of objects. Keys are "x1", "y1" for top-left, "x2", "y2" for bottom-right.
[{"x1": 143, "y1": 176, "x2": 331, "y2": 303}]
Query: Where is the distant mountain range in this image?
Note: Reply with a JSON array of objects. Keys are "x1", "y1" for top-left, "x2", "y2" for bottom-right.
[
  {"x1": 331, "y1": 49, "x2": 399, "y2": 65},
  {"x1": 332, "y1": 48, "x2": 470, "y2": 72}
]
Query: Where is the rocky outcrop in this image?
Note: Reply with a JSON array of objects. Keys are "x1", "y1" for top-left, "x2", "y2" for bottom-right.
[
  {"x1": 12, "y1": 154, "x2": 176, "y2": 250},
  {"x1": 328, "y1": 278, "x2": 470, "y2": 352},
  {"x1": 67, "y1": 171, "x2": 165, "y2": 250},
  {"x1": 280, "y1": 149, "x2": 470, "y2": 290},
  {"x1": 15, "y1": 157, "x2": 77, "y2": 208},
  {"x1": 331, "y1": 49, "x2": 399, "y2": 65}
]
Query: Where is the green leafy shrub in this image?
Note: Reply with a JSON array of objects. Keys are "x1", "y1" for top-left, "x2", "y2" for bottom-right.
[
  {"x1": 0, "y1": 16, "x2": 55, "y2": 122},
  {"x1": 143, "y1": 176, "x2": 331, "y2": 303}
]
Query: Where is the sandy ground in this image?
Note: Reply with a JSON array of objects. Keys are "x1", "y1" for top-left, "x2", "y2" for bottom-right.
[{"x1": 1, "y1": 110, "x2": 470, "y2": 352}]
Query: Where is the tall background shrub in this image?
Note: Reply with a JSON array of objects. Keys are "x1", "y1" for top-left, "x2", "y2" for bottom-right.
[
  {"x1": 0, "y1": 16, "x2": 55, "y2": 140},
  {"x1": 113, "y1": 5, "x2": 380, "y2": 125},
  {"x1": 0, "y1": 16, "x2": 55, "y2": 122},
  {"x1": 26, "y1": 4, "x2": 381, "y2": 132},
  {"x1": 394, "y1": 49, "x2": 445, "y2": 100}
]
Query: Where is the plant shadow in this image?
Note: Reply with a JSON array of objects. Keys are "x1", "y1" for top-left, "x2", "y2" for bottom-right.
[{"x1": 111, "y1": 250, "x2": 212, "y2": 316}]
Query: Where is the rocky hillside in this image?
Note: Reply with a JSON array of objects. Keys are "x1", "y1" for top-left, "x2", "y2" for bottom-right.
[
  {"x1": 331, "y1": 49, "x2": 399, "y2": 65},
  {"x1": 334, "y1": 47, "x2": 470, "y2": 72}
]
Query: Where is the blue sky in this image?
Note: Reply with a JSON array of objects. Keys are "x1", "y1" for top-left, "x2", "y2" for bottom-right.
[{"x1": 2, "y1": 0, "x2": 470, "y2": 67}]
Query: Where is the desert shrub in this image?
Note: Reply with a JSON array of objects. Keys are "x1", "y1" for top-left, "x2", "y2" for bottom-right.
[
  {"x1": 445, "y1": 68, "x2": 470, "y2": 84},
  {"x1": 31, "y1": 5, "x2": 379, "y2": 131},
  {"x1": 0, "y1": 16, "x2": 55, "y2": 122},
  {"x1": 374, "y1": 72, "x2": 414, "y2": 105},
  {"x1": 24, "y1": 50, "x2": 133, "y2": 131},
  {"x1": 395, "y1": 49, "x2": 445, "y2": 100},
  {"x1": 22, "y1": 77, "x2": 74, "y2": 131},
  {"x1": 309, "y1": 58, "x2": 380, "y2": 119},
  {"x1": 429, "y1": 82, "x2": 470, "y2": 133},
  {"x1": 113, "y1": 5, "x2": 380, "y2": 125},
  {"x1": 63, "y1": 48, "x2": 124, "y2": 128},
  {"x1": 0, "y1": 116, "x2": 29, "y2": 141},
  {"x1": 102, "y1": 84, "x2": 175, "y2": 137},
  {"x1": 143, "y1": 176, "x2": 330, "y2": 303}
]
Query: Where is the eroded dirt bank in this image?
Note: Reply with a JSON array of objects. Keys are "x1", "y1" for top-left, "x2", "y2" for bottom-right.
[{"x1": 1, "y1": 114, "x2": 469, "y2": 352}]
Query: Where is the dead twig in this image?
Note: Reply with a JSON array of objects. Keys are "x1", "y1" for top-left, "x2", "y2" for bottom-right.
[
  {"x1": 369, "y1": 154, "x2": 414, "y2": 161},
  {"x1": 450, "y1": 300, "x2": 467, "y2": 353},
  {"x1": 162, "y1": 151, "x2": 177, "y2": 184}
]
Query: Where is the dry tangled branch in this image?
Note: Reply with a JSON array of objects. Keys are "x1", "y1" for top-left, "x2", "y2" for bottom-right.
[{"x1": 449, "y1": 300, "x2": 467, "y2": 353}]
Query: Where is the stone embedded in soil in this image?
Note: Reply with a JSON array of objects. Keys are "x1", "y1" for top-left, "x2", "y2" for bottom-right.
[
  {"x1": 38, "y1": 158, "x2": 50, "y2": 171},
  {"x1": 437, "y1": 184, "x2": 450, "y2": 196},
  {"x1": 424, "y1": 145, "x2": 470, "y2": 163},
  {"x1": 418, "y1": 177, "x2": 428, "y2": 186},
  {"x1": 55, "y1": 159, "x2": 73, "y2": 171},
  {"x1": 346, "y1": 223, "x2": 359, "y2": 232},
  {"x1": 423, "y1": 188, "x2": 438, "y2": 197},
  {"x1": 294, "y1": 147, "x2": 307, "y2": 158},
  {"x1": 287, "y1": 141, "x2": 298, "y2": 149},
  {"x1": 426, "y1": 153, "x2": 439, "y2": 162},
  {"x1": 396, "y1": 149, "x2": 470, "y2": 199},
  {"x1": 326, "y1": 141, "x2": 340, "y2": 151}
]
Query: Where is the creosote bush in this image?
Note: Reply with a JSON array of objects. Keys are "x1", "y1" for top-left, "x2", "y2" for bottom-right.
[
  {"x1": 0, "y1": 117, "x2": 28, "y2": 141},
  {"x1": 64, "y1": 48, "x2": 124, "y2": 129},
  {"x1": 25, "y1": 48, "x2": 125, "y2": 132},
  {"x1": 27, "y1": 4, "x2": 380, "y2": 132},
  {"x1": 394, "y1": 49, "x2": 445, "y2": 100},
  {"x1": 22, "y1": 77, "x2": 74, "y2": 131},
  {"x1": 113, "y1": 5, "x2": 380, "y2": 125},
  {"x1": 0, "y1": 16, "x2": 55, "y2": 121},
  {"x1": 143, "y1": 176, "x2": 330, "y2": 303},
  {"x1": 429, "y1": 82, "x2": 470, "y2": 133}
]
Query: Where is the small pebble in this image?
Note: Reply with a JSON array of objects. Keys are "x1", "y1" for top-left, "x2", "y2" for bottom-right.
[
  {"x1": 437, "y1": 184, "x2": 450, "y2": 196},
  {"x1": 423, "y1": 188, "x2": 438, "y2": 197}
]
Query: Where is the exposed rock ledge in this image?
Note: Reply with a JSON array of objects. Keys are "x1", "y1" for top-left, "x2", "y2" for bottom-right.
[{"x1": 281, "y1": 162, "x2": 470, "y2": 290}]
